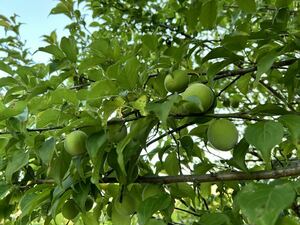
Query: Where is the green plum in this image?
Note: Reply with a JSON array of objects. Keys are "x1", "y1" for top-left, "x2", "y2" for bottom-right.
[
  {"x1": 62, "y1": 199, "x2": 80, "y2": 220},
  {"x1": 181, "y1": 83, "x2": 215, "y2": 113},
  {"x1": 64, "y1": 130, "x2": 88, "y2": 156},
  {"x1": 207, "y1": 119, "x2": 238, "y2": 151},
  {"x1": 164, "y1": 70, "x2": 189, "y2": 93}
]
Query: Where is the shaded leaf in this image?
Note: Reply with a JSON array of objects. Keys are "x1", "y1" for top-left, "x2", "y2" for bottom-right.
[
  {"x1": 200, "y1": 0, "x2": 217, "y2": 29},
  {"x1": 19, "y1": 185, "x2": 52, "y2": 217},
  {"x1": 198, "y1": 213, "x2": 231, "y2": 225},
  {"x1": 228, "y1": 138, "x2": 249, "y2": 171},
  {"x1": 279, "y1": 115, "x2": 300, "y2": 147},
  {"x1": 146, "y1": 94, "x2": 180, "y2": 126},
  {"x1": 137, "y1": 194, "x2": 171, "y2": 225},
  {"x1": 6, "y1": 149, "x2": 29, "y2": 183},
  {"x1": 235, "y1": 182, "x2": 295, "y2": 225},
  {"x1": 236, "y1": 0, "x2": 256, "y2": 13},
  {"x1": 37, "y1": 137, "x2": 56, "y2": 165}
]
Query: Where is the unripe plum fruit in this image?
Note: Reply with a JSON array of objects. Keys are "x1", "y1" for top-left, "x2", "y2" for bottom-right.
[
  {"x1": 164, "y1": 70, "x2": 189, "y2": 93},
  {"x1": 181, "y1": 83, "x2": 215, "y2": 113},
  {"x1": 64, "y1": 130, "x2": 88, "y2": 156},
  {"x1": 62, "y1": 199, "x2": 80, "y2": 220},
  {"x1": 207, "y1": 119, "x2": 238, "y2": 151}
]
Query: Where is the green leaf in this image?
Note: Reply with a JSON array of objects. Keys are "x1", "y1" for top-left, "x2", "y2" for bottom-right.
[
  {"x1": 169, "y1": 183, "x2": 195, "y2": 199},
  {"x1": 116, "y1": 117, "x2": 156, "y2": 177},
  {"x1": 50, "y1": 2, "x2": 72, "y2": 18},
  {"x1": 132, "y1": 95, "x2": 148, "y2": 116},
  {"x1": 88, "y1": 80, "x2": 118, "y2": 99},
  {"x1": 198, "y1": 213, "x2": 231, "y2": 225},
  {"x1": 199, "y1": 0, "x2": 217, "y2": 29},
  {"x1": 49, "y1": 88, "x2": 79, "y2": 106},
  {"x1": 0, "y1": 77, "x2": 19, "y2": 88},
  {"x1": 144, "y1": 219, "x2": 167, "y2": 225},
  {"x1": 36, "y1": 109, "x2": 61, "y2": 127},
  {"x1": 38, "y1": 45, "x2": 65, "y2": 59},
  {"x1": 6, "y1": 149, "x2": 29, "y2": 183},
  {"x1": 82, "y1": 212, "x2": 99, "y2": 225},
  {"x1": 60, "y1": 37, "x2": 78, "y2": 62},
  {"x1": 48, "y1": 150, "x2": 71, "y2": 185},
  {"x1": 90, "y1": 38, "x2": 111, "y2": 57},
  {"x1": 0, "y1": 182, "x2": 11, "y2": 200},
  {"x1": 86, "y1": 131, "x2": 107, "y2": 183},
  {"x1": 282, "y1": 61, "x2": 299, "y2": 101},
  {"x1": 203, "y1": 47, "x2": 243, "y2": 62},
  {"x1": 137, "y1": 194, "x2": 171, "y2": 225},
  {"x1": 164, "y1": 46, "x2": 186, "y2": 62},
  {"x1": 164, "y1": 151, "x2": 179, "y2": 175},
  {"x1": 237, "y1": 74, "x2": 251, "y2": 95},
  {"x1": 228, "y1": 138, "x2": 249, "y2": 171},
  {"x1": 112, "y1": 206, "x2": 131, "y2": 225},
  {"x1": 141, "y1": 35, "x2": 159, "y2": 51},
  {"x1": 206, "y1": 59, "x2": 235, "y2": 79},
  {"x1": 276, "y1": 0, "x2": 293, "y2": 8},
  {"x1": 185, "y1": 1, "x2": 202, "y2": 32},
  {"x1": 37, "y1": 137, "x2": 56, "y2": 165},
  {"x1": 236, "y1": 0, "x2": 256, "y2": 13},
  {"x1": 123, "y1": 56, "x2": 140, "y2": 89},
  {"x1": 244, "y1": 121, "x2": 283, "y2": 162},
  {"x1": 146, "y1": 94, "x2": 180, "y2": 126},
  {"x1": 255, "y1": 52, "x2": 277, "y2": 86},
  {"x1": 222, "y1": 33, "x2": 249, "y2": 51},
  {"x1": 0, "y1": 61, "x2": 13, "y2": 75},
  {"x1": 279, "y1": 115, "x2": 300, "y2": 147},
  {"x1": 0, "y1": 101, "x2": 27, "y2": 122},
  {"x1": 102, "y1": 97, "x2": 125, "y2": 125},
  {"x1": 251, "y1": 104, "x2": 289, "y2": 115},
  {"x1": 235, "y1": 182, "x2": 296, "y2": 225},
  {"x1": 19, "y1": 185, "x2": 52, "y2": 217}
]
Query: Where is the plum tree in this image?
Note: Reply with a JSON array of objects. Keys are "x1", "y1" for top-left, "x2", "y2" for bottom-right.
[
  {"x1": 64, "y1": 130, "x2": 88, "y2": 156},
  {"x1": 62, "y1": 199, "x2": 80, "y2": 220},
  {"x1": 164, "y1": 70, "x2": 189, "y2": 93},
  {"x1": 1, "y1": 1, "x2": 300, "y2": 225},
  {"x1": 207, "y1": 119, "x2": 238, "y2": 151},
  {"x1": 181, "y1": 83, "x2": 215, "y2": 113}
]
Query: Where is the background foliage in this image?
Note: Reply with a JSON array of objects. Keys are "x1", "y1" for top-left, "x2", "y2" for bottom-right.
[{"x1": 1, "y1": 0, "x2": 300, "y2": 224}]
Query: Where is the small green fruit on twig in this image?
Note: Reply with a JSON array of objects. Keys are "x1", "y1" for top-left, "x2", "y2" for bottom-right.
[
  {"x1": 64, "y1": 130, "x2": 88, "y2": 156},
  {"x1": 181, "y1": 83, "x2": 215, "y2": 113},
  {"x1": 164, "y1": 70, "x2": 189, "y2": 93},
  {"x1": 207, "y1": 119, "x2": 238, "y2": 151},
  {"x1": 62, "y1": 199, "x2": 80, "y2": 220}
]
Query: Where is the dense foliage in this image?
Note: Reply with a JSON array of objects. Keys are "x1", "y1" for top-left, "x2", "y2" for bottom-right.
[{"x1": 1, "y1": 0, "x2": 300, "y2": 224}]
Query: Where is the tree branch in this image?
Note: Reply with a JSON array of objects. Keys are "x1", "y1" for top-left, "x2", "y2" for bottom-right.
[
  {"x1": 25, "y1": 165, "x2": 300, "y2": 186},
  {"x1": 214, "y1": 58, "x2": 297, "y2": 80},
  {"x1": 102, "y1": 165, "x2": 300, "y2": 184}
]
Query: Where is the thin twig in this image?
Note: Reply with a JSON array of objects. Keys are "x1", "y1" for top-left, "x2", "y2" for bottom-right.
[{"x1": 217, "y1": 75, "x2": 242, "y2": 97}]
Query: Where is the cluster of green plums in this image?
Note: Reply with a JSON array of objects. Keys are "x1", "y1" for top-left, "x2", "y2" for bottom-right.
[
  {"x1": 63, "y1": 70, "x2": 239, "y2": 157},
  {"x1": 164, "y1": 70, "x2": 239, "y2": 151}
]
